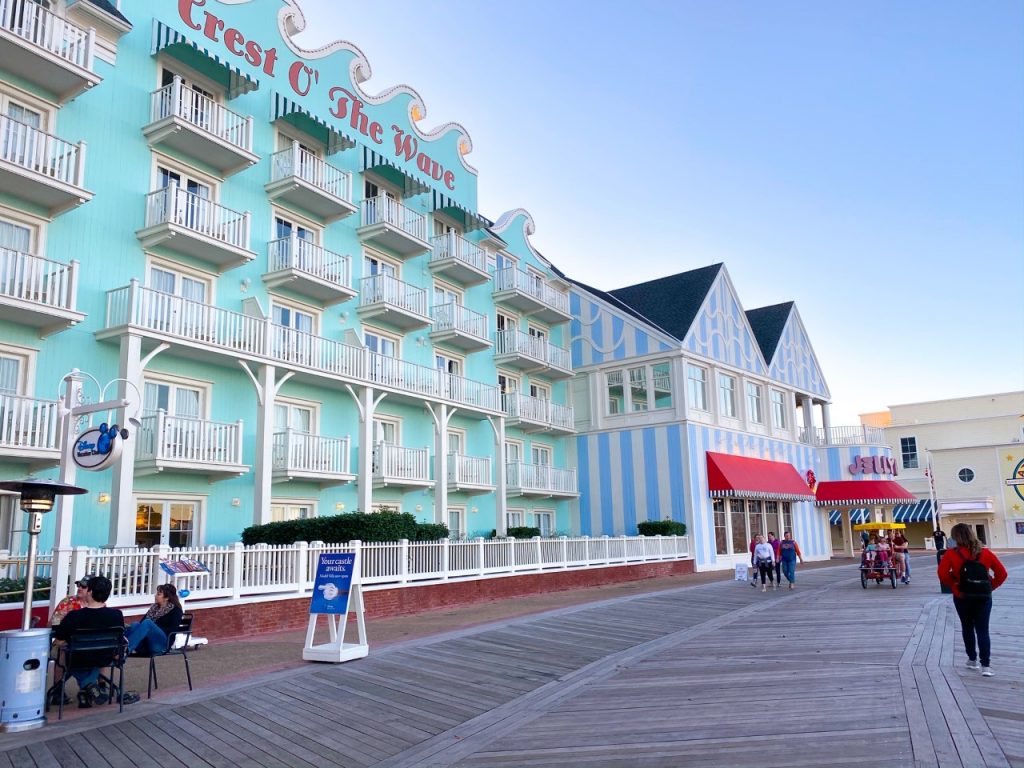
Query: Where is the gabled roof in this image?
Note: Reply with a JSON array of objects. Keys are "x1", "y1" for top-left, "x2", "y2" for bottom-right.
[
  {"x1": 85, "y1": 0, "x2": 131, "y2": 26},
  {"x1": 606, "y1": 264, "x2": 723, "y2": 341},
  {"x1": 746, "y1": 302, "x2": 794, "y2": 365}
]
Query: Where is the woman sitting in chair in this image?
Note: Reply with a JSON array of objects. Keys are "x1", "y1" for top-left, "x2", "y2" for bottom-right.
[{"x1": 125, "y1": 584, "x2": 183, "y2": 655}]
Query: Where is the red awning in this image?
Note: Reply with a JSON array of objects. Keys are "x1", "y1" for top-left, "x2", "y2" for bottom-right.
[
  {"x1": 706, "y1": 452, "x2": 816, "y2": 501},
  {"x1": 814, "y1": 480, "x2": 917, "y2": 507}
]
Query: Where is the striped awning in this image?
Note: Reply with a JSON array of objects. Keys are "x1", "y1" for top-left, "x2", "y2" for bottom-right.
[
  {"x1": 431, "y1": 189, "x2": 491, "y2": 231},
  {"x1": 828, "y1": 508, "x2": 871, "y2": 525},
  {"x1": 151, "y1": 21, "x2": 258, "y2": 99},
  {"x1": 271, "y1": 92, "x2": 356, "y2": 154},
  {"x1": 892, "y1": 499, "x2": 934, "y2": 523},
  {"x1": 361, "y1": 148, "x2": 430, "y2": 196}
]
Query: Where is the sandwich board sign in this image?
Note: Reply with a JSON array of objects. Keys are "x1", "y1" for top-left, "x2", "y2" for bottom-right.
[{"x1": 303, "y1": 551, "x2": 368, "y2": 663}]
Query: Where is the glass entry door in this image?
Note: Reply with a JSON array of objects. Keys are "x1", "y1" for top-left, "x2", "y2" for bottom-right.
[{"x1": 135, "y1": 500, "x2": 196, "y2": 547}]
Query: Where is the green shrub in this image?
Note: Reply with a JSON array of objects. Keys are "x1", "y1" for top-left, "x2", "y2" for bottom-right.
[
  {"x1": 506, "y1": 526, "x2": 542, "y2": 539},
  {"x1": 414, "y1": 523, "x2": 450, "y2": 541},
  {"x1": 242, "y1": 511, "x2": 439, "y2": 545},
  {"x1": 0, "y1": 577, "x2": 51, "y2": 604},
  {"x1": 637, "y1": 520, "x2": 687, "y2": 536}
]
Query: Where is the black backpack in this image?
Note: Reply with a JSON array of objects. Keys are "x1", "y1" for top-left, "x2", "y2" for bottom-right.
[{"x1": 957, "y1": 551, "x2": 992, "y2": 598}]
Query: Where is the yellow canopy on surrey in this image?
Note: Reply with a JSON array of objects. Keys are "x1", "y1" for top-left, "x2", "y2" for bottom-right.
[{"x1": 852, "y1": 522, "x2": 907, "y2": 531}]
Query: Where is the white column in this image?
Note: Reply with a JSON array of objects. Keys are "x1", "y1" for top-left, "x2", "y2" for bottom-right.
[
  {"x1": 433, "y1": 404, "x2": 449, "y2": 525},
  {"x1": 821, "y1": 402, "x2": 833, "y2": 441},
  {"x1": 109, "y1": 334, "x2": 143, "y2": 547},
  {"x1": 491, "y1": 416, "x2": 508, "y2": 537},
  {"x1": 842, "y1": 509, "x2": 855, "y2": 558},
  {"x1": 355, "y1": 387, "x2": 377, "y2": 514},
  {"x1": 252, "y1": 364, "x2": 277, "y2": 527},
  {"x1": 800, "y1": 396, "x2": 814, "y2": 442}
]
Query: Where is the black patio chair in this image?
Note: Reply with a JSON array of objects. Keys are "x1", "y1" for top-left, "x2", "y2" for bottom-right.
[
  {"x1": 131, "y1": 612, "x2": 195, "y2": 698},
  {"x1": 49, "y1": 626, "x2": 127, "y2": 719}
]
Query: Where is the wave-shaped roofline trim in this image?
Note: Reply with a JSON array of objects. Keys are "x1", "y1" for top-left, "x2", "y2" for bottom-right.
[{"x1": 492, "y1": 208, "x2": 552, "y2": 267}]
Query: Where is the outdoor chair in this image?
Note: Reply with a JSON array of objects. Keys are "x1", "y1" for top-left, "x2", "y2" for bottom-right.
[
  {"x1": 49, "y1": 626, "x2": 128, "y2": 719},
  {"x1": 131, "y1": 612, "x2": 195, "y2": 698}
]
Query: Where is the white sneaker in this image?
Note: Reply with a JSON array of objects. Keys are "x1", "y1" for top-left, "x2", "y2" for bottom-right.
[
  {"x1": 762, "y1": 586, "x2": 767, "y2": 592},
  {"x1": 966, "y1": 659, "x2": 980, "y2": 670},
  {"x1": 773, "y1": 584, "x2": 778, "y2": 590},
  {"x1": 981, "y1": 666, "x2": 994, "y2": 677}
]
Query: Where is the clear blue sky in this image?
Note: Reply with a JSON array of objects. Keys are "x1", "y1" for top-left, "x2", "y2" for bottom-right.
[{"x1": 295, "y1": 0, "x2": 1024, "y2": 424}]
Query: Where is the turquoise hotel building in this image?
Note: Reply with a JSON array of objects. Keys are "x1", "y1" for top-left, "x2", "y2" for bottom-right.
[{"x1": 0, "y1": 0, "x2": 906, "y2": 570}]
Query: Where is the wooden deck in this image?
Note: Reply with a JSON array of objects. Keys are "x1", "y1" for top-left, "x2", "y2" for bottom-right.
[{"x1": 3, "y1": 554, "x2": 1021, "y2": 767}]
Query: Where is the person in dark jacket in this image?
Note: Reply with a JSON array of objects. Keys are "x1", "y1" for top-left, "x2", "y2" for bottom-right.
[
  {"x1": 124, "y1": 584, "x2": 183, "y2": 655},
  {"x1": 52, "y1": 576, "x2": 124, "y2": 706}
]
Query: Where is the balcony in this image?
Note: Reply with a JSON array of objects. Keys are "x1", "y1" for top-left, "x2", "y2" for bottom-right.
[
  {"x1": 0, "y1": 115, "x2": 91, "y2": 216},
  {"x1": 798, "y1": 425, "x2": 887, "y2": 447},
  {"x1": 357, "y1": 196, "x2": 429, "y2": 256},
  {"x1": 0, "y1": 393, "x2": 60, "y2": 466},
  {"x1": 502, "y1": 393, "x2": 575, "y2": 435},
  {"x1": 143, "y1": 79, "x2": 257, "y2": 177},
  {"x1": 357, "y1": 274, "x2": 430, "y2": 330},
  {"x1": 447, "y1": 453, "x2": 494, "y2": 494},
  {"x1": 493, "y1": 329, "x2": 572, "y2": 378},
  {"x1": 0, "y1": 248, "x2": 83, "y2": 335},
  {"x1": 262, "y1": 236, "x2": 354, "y2": 306},
  {"x1": 0, "y1": 0, "x2": 99, "y2": 103},
  {"x1": 492, "y1": 266, "x2": 570, "y2": 324},
  {"x1": 99, "y1": 282, "x2": 502, "y2": 417},
  {"x1": 505, "y1": 462, "x2": 578, "y2": 498},
  {"x1": 428, "y1": 232, "x2": 489, "y2": 285},
  {"x1": 429, "y1": 302, "x2": 490, "y2": 352},
  {"x1": 272, "y1": 430, "x2": 354, "y2": 487},
  {"x1": 265, "y1": 143, "x2": 356, "y2": 222},
  {"x1": 137, "y1": 185, "x2": 254, "y2": 272},
  {"x1": 372, "y1": 443, "x2": 432, "y2": 489},
  {"x1": 134, "y1": 411, "x2": 249, "y2": 480}
]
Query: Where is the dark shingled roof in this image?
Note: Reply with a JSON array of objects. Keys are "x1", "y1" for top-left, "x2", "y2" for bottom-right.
[
  {"x1": 605, "y1": 264, "x2": 724, "y2": 342},
  {"x1": 565, "y1": 276, "x2": 676, "y2": 338},
  {"x1": 745, "y1": 302, "x2": 794, "y2": 364},
  {"x1": 85, "y1": 0, "x2": 130, "y2": 26}
]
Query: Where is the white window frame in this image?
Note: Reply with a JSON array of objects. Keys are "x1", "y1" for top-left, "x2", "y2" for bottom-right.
[
  {"x1": 271, "y1": 207, "x2": 322, "y2": 245},
  {"x1": 497, "y1": 370, "x2": 520, "y2": 395},
  {"x1": 0, "y1": 204, "x2": 46, "y2": 257},
  {"x1": 0, "y1": 84, "x2": 56, "y2": 133},
  {"x1": 504, "y1": 438, "x2": 524, "y2": 464},
  {"x1": 145, "y1": 254, "x2": 215, "y2": 303},
  {"x1": 133, "y1": 493, "x2": 206, "y2": 547},
  {"x1": 770, "y1": 389, "x2": 788, "y2": 429},
  {"x1": 363, "y1": 171, "x2": 401, "y2": 203},
  {"x1": 270, "y1": 499, "x2": 317, "y2": 523},
  {"x1": 142, "y1": 371, "x2": 212, "y2": 419},
  {"x1": 533, "y1": 509, "x2": 555, "y2": 537},
  {"x1": 447, "y1": 505, "x2": 466, "y2": 540},
  {"x1": 432, "y1": 211, "x2": 463, "y2": 238},
  {"x1": 434, "y1": 350, "x2": 464, "y2": 377},
  {"x1": 506, "y1": 509, "x2": 525, "y2": 530},
  {"x1": 363, "y1": 325, "x2": 401, "y2": 357},
  {"x1": 687, "y1": 364, "x2": 709, "y2": 412},
  {"x1": 362, "y1": 248, "x2": 401, "y2": 280},
  {"x1": 372, "y1": 414, "x2": 401, "y2": 446},
  {"x1": 529, "y1": 381, "x2": 550, "y2": 400},
  {"x1": 718, "y1": 373, "x2": 737, "y2": 419},
  {"x1": 0, "y1": 342, "x2": 35, "y2": 395},
  {"x1": 270, "y1": 293, "x2": 320, "y2": 336},
  {"x1": 527, "y1": 323, "x2": 547, "y2": 342},
  {"x1": 604, "y1": 360, "x2": 673, "y2": 415},
  {"x1": 370, "y1": 502, "x2": 401, "y2": 514},
  {"x1": 273, "y1": 395, "x2": 319, "y2": 433},
  {"x1": 432, "y1": 279, "x2": 463, "y2": 307},
  {"x1": 151, "y1": 153, "x2": 220, "y2": 202},
  {"x1": 275, "y1": 125, "x2": 324, "y2": 158},
  {"x1": 746, "y1": 381, "x2": 764, "y2": 425},
  {"x1": 496, "y1": 310, "x2": 518, "y2": 333},
  {"x1": 530, "y1": 442, "x2": 553, "y2": 465},
  {"x1": 446, "y1": 427, "x2": 467, "y2": 456},
  {"x1": 157, "y1": 57, "x2": 223, "y2": 102}
]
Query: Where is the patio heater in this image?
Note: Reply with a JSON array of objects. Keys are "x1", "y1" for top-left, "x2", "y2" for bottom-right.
[{"x1": 0, "y1": 478, "x2": 86, "y2": 732}]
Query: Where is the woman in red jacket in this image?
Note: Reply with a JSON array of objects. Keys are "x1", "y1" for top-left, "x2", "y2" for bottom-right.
[{"x1": 937, "y1": 523, "x2": 1008, "y2": 677}]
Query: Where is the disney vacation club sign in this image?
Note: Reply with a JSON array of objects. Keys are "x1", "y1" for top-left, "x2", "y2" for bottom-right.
[{"x1": 73, "y1": 423, "x2": 128, "y2": 471}]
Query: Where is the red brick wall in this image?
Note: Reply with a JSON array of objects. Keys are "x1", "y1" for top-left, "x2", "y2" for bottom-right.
[{"x1": 192, "y1": 560, "x2": 695, "y2": 641}]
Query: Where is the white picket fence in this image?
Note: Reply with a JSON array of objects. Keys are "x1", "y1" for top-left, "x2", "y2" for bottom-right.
[{"x1": 3, "y1": 535, "x2": 691, "y2": 611}]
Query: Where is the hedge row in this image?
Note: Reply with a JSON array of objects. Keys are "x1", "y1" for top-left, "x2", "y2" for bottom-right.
[
  {"x1": 241, "y1": 511, "x2": 448, "y2": 546},
  {"x1": 636, "y1": 520, "x2": 687, "y2": 536}
]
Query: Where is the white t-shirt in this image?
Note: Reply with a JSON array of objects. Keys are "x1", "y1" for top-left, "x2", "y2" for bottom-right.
[{"x1": 752, "y1": 542, "x2": 775, "y2": 563}]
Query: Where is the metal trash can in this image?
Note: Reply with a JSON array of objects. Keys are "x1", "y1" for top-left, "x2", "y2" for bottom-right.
[
  {"x1": 936, "y1": 550, "x2": 952, "y2": 594},
  {"x1": 0, "y1": 628, "x2": 51, "y2": 733}
]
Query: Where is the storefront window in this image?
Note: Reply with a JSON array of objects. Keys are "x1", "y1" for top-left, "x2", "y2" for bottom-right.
[
  {"x1": 713, "y1": 498, "x2": 728, "y2": 555},
  {"x1": 765, "y1": 501, "x2": 780, "y2": 539},
  {"x1": 782, "y1": 502, "x2": 793, "y2": 535},
  {"x1": 747, "y1": 499, "x2": 763, "y2": 540},
  {"x1": 729, "y1": 499, "x2": 747, "y2": 555}
]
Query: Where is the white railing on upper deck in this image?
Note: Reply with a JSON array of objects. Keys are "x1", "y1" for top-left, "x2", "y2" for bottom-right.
[
  {"x1": 506, "y1": 461, "x2": 577, "y2": 495},
  {"x1": 272, "y1": 430, "x2": 351, "y2": 476},
  {"x1": 495, "y1": 328, "x2": 545, "y2": 361},
  {"x1": 546, "y1": 342, "x2": 571, "y2": 371},
  {"x1": 0, "y1": 114, "x2": 86, "y2": 188},
  {"x1": 501, "y1": 392, "x2": 574, "y2": 431},
  {"x1": 372, "y1": 443, "x2": 430, "y2": 483},
  {"x1": 150, "y1": 78, "x2": 253, "y2": 152},
  {"x1": 0, "y1": 393, "x2": 60, "y2": 451},
  {"x1": 368, "y1": 353, "x2": 500, "y2": 410},
  {"x1": 798, "y1": 425, "x2": 887, "y2": 447},
  {"x1": 270, "y1": 142, "x2": 351, "y2": 202},
  {"x1": 431, "y1": 302, "x2": 488, "y2": 340},
  {"x1": 144, "y1": 185, "x2": 251, "y2": 251},
  {"x1": 360, "y1": 195, "x2": 427, "y2": 242},
  {"x1": 493, "y1": 265, "x2": 569, "y2": 315},
  {"x1": 0, "y1": 0, "x2": 95, "y2": 71},
  {"x1": 430, "y1": 232, "x2": 486, "y2": 273},
  {"x1": 447, "y1": 453, "x2": 492, "y2": 486},
  {"x1": 136, "y1": 411, "x2": 244, "y2": 466},
  {"x1": 359, "y1": 273, "x2": 427, "y2": 316},
  {"x1": 268, "y1": 235, "x2": 351, "y2": 291},
  {"x1": 0, "y1": 247, "x2": 78, "y2": 312}
]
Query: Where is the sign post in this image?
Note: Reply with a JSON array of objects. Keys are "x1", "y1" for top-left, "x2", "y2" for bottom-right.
[{"x1": 302, "y1": 551, "x2": 368, "y2": 663}]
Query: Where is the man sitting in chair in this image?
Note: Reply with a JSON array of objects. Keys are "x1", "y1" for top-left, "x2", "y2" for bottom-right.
[{"x1": 52, "y1": 575, "x2": 125, "y2": 707}]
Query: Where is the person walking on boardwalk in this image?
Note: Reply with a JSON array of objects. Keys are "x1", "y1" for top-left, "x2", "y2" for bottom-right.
[
  {"x1": 751, "y1": 534, "x2": 776, "y2": 592},
  {"x1": 937, "y1": 523, "x2": 1008, "y2": 677},
  {"x1": 778, "y1": 531, "x2": 803, "y2": 589},
  {"x1": 767, "y1": 532, "x2": 782, "y2": 586}
]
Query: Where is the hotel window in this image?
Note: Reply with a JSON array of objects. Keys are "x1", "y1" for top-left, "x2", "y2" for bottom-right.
[
  {"x1": 0, "y1": 347, "x2": 29, "y2": 396},
  {"x1": 433, "y1": 282, "x2": 462, "y2": 309},
  {"x1": 900, "y1": 437, "x2": 919, "y2": 469},
  {"x1": 143, "y1": 379, "x2": 203, "y2": 421},
  {"x1": 957, "y1": 467, "x2": 975, "y2": 484},
  {"x1": 498, "y1": 371, "x2": 519, "y2": 402},
  {"x1": 147, "y1": 261, "x2": 210, "y2": 303},
  {"x1": 605, "y1": 362, "x2": 673, "y2": 415},
  {"x1": 529, "y1": 382, "x2": 549, "y2": 401},
  {"x1": 272, "y1": 299, "x2": 317, "y2": 335},
  {"x1": 273, "y1": 400, "x2": 315, "y2": 434},
  {"x1": 533, "y1": 510, "x2": 554, "y2": 537},
  {"x1": 364, "y1": 327, "x2": 399, "y2": 357},
  {"x1": 0, "y1": 215, "x2": 35, "y2": 258},
  {"x1": 607, "y1": 370, "x2": 624, "y2": 414},
  {"x1": 713, "y1": 498, "x2": 728, "y2": 555},
  {"x1": 505, "y1": 440, "x2": 523, "y2": 464},
  {"x1": 270, "y1": 502, "x2": 315, "y2": 522},
  {"x1": 155, "y1": 164, "x2": 214, "y2": 223},
  {"x1": 718, "y1": 374, "x2": 737, "y2": 418},
  {"x1": 372, "y1": 416, "x2": 399, "y2": 446},
  {"x1": 687, "y1": 365, "x2": 708, "y2": 411},
  {"x1": 364, "y1": 178, "x2": 397, "y2": 203},
  {"x1": 363, "y1": 251, "x2": 398, "y2": 280},
  {"x1": 652, "y1": 362, "x2": 672, "y2": 409},
  {"x1": 746, "y1": 382, "x2": 764, "y2": 424},
  {"x1": 447, "y1": 507, "x2": 465, "y2": 540},
  {"x1": 435, "y1": 352, "x2": 462, "y2": 377},
  {"x1": 506, "y1": 509, "x2": 524, "y2": 529},
  {"x1": 771, "y1": 389, "x2": 787, "y2": 429},
  {"x1": 629, "y1": 367, "x2": 648, "y2": 412},
  {"x1": 135, "y1": 499, "x2": 198, "y2": 548},
  {"x1": 159, "y1": 65, "x2": 217, "y2": 128}
]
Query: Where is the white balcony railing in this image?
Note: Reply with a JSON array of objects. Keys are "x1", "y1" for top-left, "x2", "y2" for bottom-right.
[
  {"x1": 0, "y1": 247, "x2": 78, "y2": 312},
  {"x1": 0, "y1": 114, "x2": 86, "y2": 187},
  {"x1": 373, "y1": 443, "x2": 430, "y2": 483},
  {"x1": 502, "y1": 393, "x2": 574, "y2": 431},
  {"x1": 0, "y1": 0, "x2": 95, "y2": 71},
  {"x1": 360, "y1": 195, "x2": 427, "y2": 241},
  {"x1": 548, "y1": 401, "x2": 574, "y2": 431},
  {"x1": 506, "y1": 461, "x2": 577, "y2": 495},
  {"x1": 272, "y1": 430, "x2": 351, "y2": 476},
  {"x1": 150, "y1": 79, "x2": 254, "y2": 152},
  {"x1": 143, "y1": 185, "x2": 250, "y2": 250},
  {"x1": 359, "y1": 274, "x2": 427, "y2": 316},
  {"x1": 447, "y1": 453, "x2": 492, "y2": 486},
  {"x1": 268, "y1": 235, "x2": 351, "y2": 291},
  {"x1": 270, "y1": 143, "x2": 352, "y2": 202},
  {"x1": 495, "y1": 328, "x2": 545, "y2": 361},
  {"x1": 104, "y1": 282, "x2": 501, "y2": 413},
  {"x1": 798, "y1": 425, "x2": 887, "y2": 447},
  {"x1": 493, "y1": 265, "x2": 569, "y2": 315},
  {"x1": 0, "y1": 393, "x2": 60, "y2": 451},
  {"x1": 136, "y1": 411, "x2": 244, "y2": 466},
  {"x1": 431, "y1": 302, "x2": 488, "y2": 340},
  {"x1": 430, "y1": 232, "x2": 486, "y2": 273}
]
